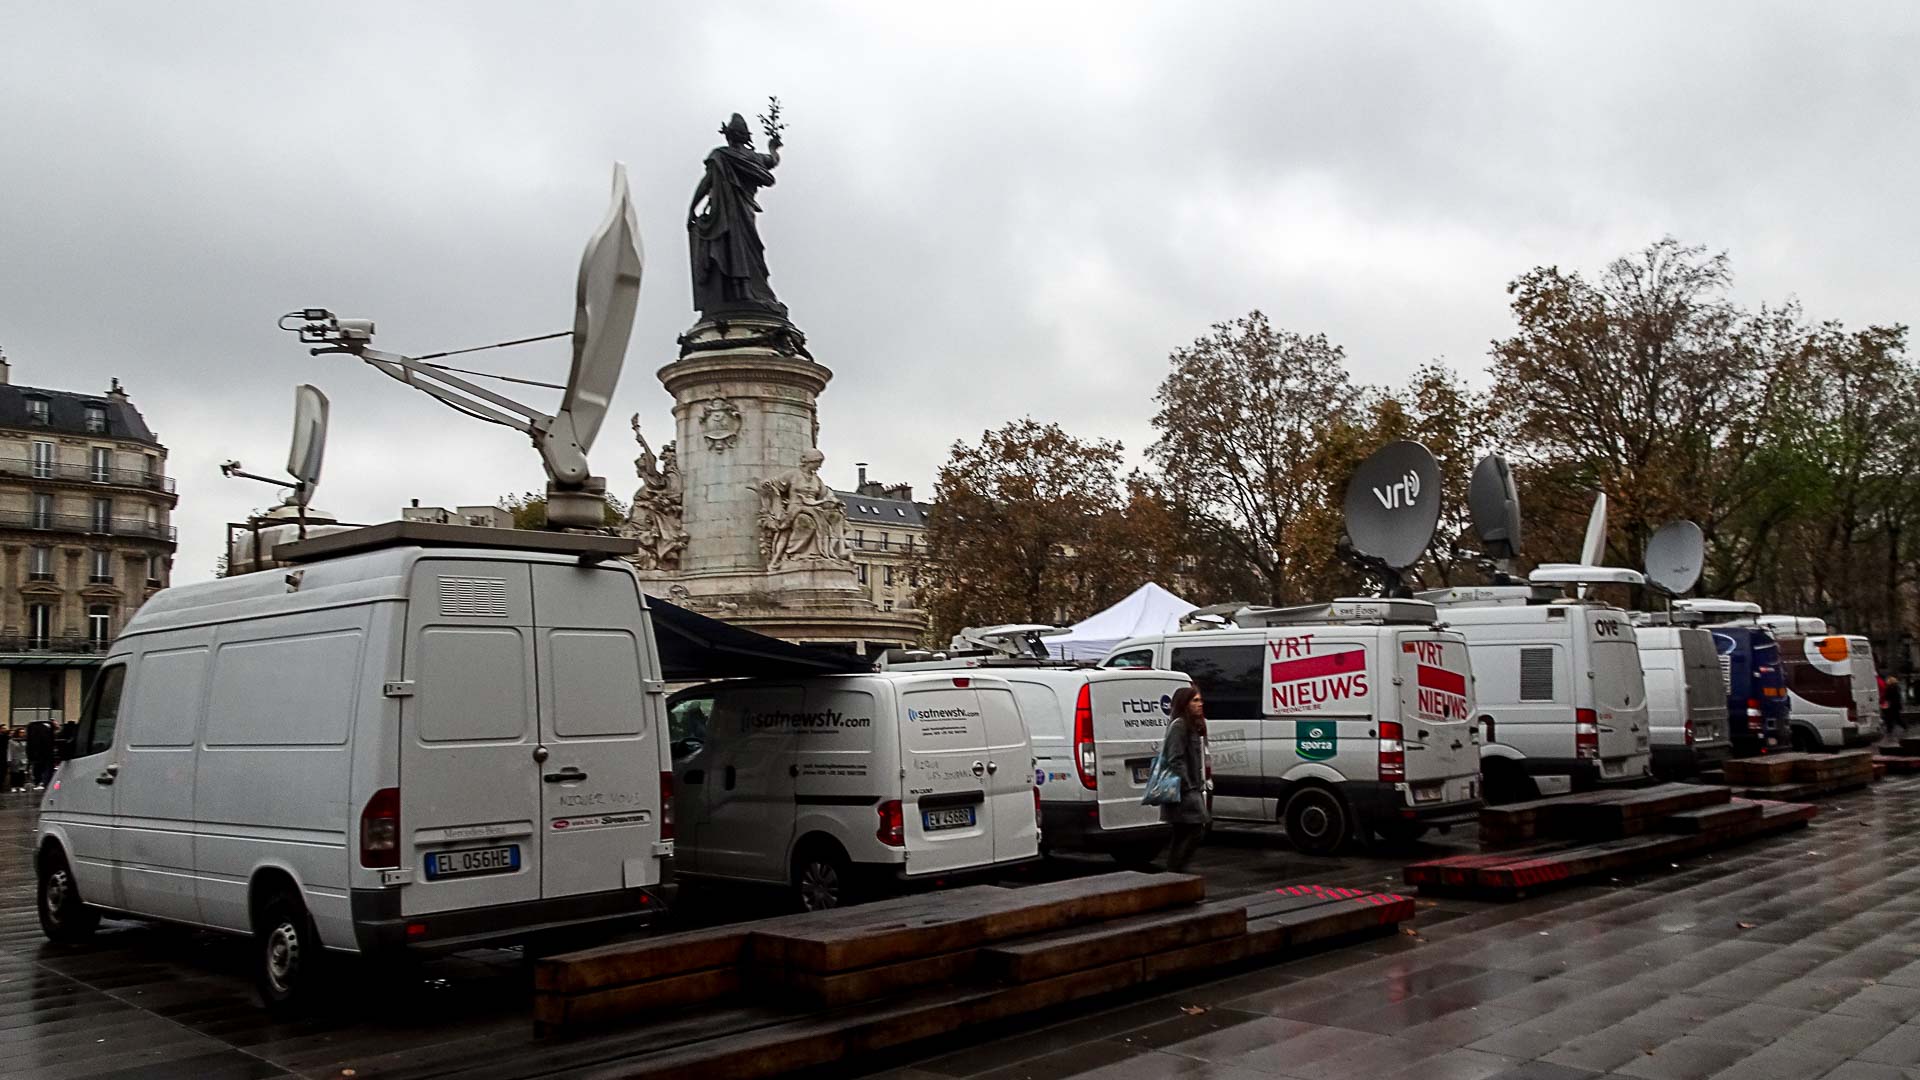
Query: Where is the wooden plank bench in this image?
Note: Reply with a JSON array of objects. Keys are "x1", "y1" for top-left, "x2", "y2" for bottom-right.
[
  {"x1": 1658, "y1": 799, "x2": 1763, "y2": 834},
  {"x1": 1724, "y1": 754, "x2": 1803, "y2": 786}
]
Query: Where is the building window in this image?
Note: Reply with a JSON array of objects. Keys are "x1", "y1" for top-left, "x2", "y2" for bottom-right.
[
  {"x1": 25, "y1": 397, "x2": 48, "y2": 425},
  {"x1": 91, "y1": 549, "x2": 113, "y2": 584},
  {"x1": 84, "y1": 405, "x2": 108, "y2": 434},
  {"x1": 30, "y1": 440, "x2": 54, "y2": 479},
  {"x1": 884, "y1": 600, "x2": 894, "y2": 611},
  {"x1": 858, "y1": 563, "x2": 868, "y2": 585},
  {"x1": 31, "y1": 493, "x2": 53, "y2": 529},
  {"x1": 884, "y1": 566, "x2": 895, "y2": 586},
  {"x1": 90, "y1": 447, "x2": 112, "y2": 483},
  {"x1": 92, "y1": 497, "x2": 112, "y2": 533},
  {"x1": 27, "y1": 603, "x2": 51, "y2": 649},
  {"x1": 87, "y1": 605, "x2": 112, "y2": 647},
  {"x1": 854, "y1": 529, "x2": 864, "y2": 549},
  {"x1": 147, "y1": 554, "x2": 164, "y2": 586},
  {"x1": 909, "y1": 567, "x2": 919, "y2": 587},
  {"x1": 880, "y1": 533, "x2": 890, "y2": 550},
  {"x1": 28, "y1": 546, "x2": 53, "y2": 582}
]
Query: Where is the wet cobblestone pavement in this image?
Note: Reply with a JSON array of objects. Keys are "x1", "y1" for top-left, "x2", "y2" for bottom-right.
[{"x1": 5, "y1": 779, "x2": 1920, "y2": 1078}]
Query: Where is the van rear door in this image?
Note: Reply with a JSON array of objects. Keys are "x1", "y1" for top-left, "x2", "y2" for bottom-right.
[
  {"x1": 1085, "y1": 671, "x2": 1183, "y2": 831},
  {"x1": 531, "y1": 564, "x2": 663, "y2": 899},
  {"x1": 1585, "y1": 612, "x2": 1651, "y2": 777},
  {"x1": 898, "y1": 681, "x2": 993, "y2": 876},
  {"x1": 979, "y1": 683, "x2": 1038, "y2": 862},
  {"x1": 1679, "y1": 629, "x2": 1727, "y2": 749},
  {"x1": 1850, "y1": 638, "x2": 1881, "y2": 735},
  {"x1": 1395, "y1": 633, "x2": 1477, "y2": 792},
  {"x1": 401, "y1": 560, "x2": 542, "y2": 916}
]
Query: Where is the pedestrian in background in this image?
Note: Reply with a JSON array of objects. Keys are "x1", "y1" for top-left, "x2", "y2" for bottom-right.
[
  {"x1": 26, "y1": 720, "x2": 54, "y2": 790},
  {"x1": 6, "y1": 729, "x2": 26, "y2": 791},
  {"x1": 1159, "y1": 685, "x2": 1210, "y2": 872}
]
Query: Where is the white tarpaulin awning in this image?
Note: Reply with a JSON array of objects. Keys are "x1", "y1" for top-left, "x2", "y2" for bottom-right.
[{"x1": 1047, "y1": 582, "x2": 1198, "y2": 662}]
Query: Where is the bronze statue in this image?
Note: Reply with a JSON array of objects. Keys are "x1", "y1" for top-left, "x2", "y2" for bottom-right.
[{"x1": 688, "y1": 111, "x2": 786, "y2": 319}]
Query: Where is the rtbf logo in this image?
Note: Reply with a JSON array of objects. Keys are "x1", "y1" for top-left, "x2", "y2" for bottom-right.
[
  {"x1": 1373, "y1": 470, "x2": 1421, "y2": 510},
  {"x1": 1120, "y1": 696, "x2": 1173, "y2": 715}
]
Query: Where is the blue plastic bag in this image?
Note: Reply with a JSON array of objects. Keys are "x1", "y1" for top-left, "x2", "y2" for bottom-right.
[{"x1": 1141, "y1": 750, "x2": 1182, "y2": 807}]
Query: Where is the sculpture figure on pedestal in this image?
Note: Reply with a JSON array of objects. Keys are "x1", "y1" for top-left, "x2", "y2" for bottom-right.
[
  {"x1": 688, "y1": 112, "x2": 786, "y2": 320},
  {"x1": 752, "y1": 448, "x2": 852, "y2": 570},
  {"x1": 622, "y1": 414, "x2": 689, "y2": 570}
]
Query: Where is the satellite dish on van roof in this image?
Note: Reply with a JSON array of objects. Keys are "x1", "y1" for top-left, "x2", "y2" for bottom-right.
[
  {"x1": 1344, "y1": 440, "x2": 1442, "y2": 574},
  {"x1": 286, "y1": 384, "x2": 328, "y2": 510},
  {"x1": 283, "y1": 163, "x2": 643, "y2": 530},
  {"x1": 1644, "y1": 519, "x2": 1704, "y2": 597},
  {"x1": 1578, "y1": 492, "x2": 1609, "y2": 568},
  {"x1": 1468, "y1": 454, "x2": 1523, "y2": 563}
]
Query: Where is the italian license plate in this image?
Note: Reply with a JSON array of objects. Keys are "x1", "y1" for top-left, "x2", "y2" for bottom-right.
[
  {"x1": 923, "y1": 806, "x2": 975, "y2": 831},
  {"x1": 425, "y1": 845, "x2": 520, "y2": 880},
  {"x1": 1413, "y1": 783, "x2": 1443, "y2": 803},
  {"x1": 1130, "y1": 762, "x2": 1152, "y2": 784}
]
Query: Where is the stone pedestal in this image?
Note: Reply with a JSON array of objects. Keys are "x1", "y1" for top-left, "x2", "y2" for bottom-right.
[{"x1": 634, "y1": 315, "x2": 924, "y2": 653}]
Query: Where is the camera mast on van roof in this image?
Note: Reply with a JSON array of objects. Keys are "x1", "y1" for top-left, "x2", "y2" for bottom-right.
[{"x1": 275, "y1": 519, "x2": 639, "y2": 565}]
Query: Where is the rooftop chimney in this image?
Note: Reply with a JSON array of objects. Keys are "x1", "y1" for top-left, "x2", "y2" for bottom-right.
[
  {"x1": 107, "y1": 378, "x2": 128, "y2": 403},
  {"x1": 0, "y1": 346, "x2": 10, "y2": 385},
  {"x1": 856, "y1": 462, "x2": 868, "y2": 486}
]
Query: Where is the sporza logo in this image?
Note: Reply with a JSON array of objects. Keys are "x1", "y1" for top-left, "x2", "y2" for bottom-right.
[{"x1": 1373, "y1": 469, "x2": 1422, "y2": 510}]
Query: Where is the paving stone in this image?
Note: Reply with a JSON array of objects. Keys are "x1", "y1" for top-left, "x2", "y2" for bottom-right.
[
  {"x1": 1611, "y1": 1035, "x2": 1753, "y2": 1080},
  {"x1": 1857, "y1": 1024, "x2": 1920, "y2": 1067}
]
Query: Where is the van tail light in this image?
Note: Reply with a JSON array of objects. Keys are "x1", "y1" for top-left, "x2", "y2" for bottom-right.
[
  {"x1": 360, "y1": 787, "x2": 400, "y2": 869},
  {"x1": 1574, "y1": 709, "x2": 1600, "y2": 760},
  {"x1": 1684, "y1": 718, "x2": 1696, "y2": 745},
  {"x1": 1073, "y1": 683, "x2": 1097, "y2": 791},
  {"x1": 1746, "y1": 698, "x2": 1762, "y2": 732},
  {"x1": 1033, "y1": 786, "x2": 1043, "y2": 831},
  {"x1": 877, "y1": 800, "x2": 904, "y2": 847},
  {"x1": 659, "y1": 771, "x2": 675, "y2": 841},
  {"x1": 1379, "y1": 720, "x2": 1406, "y2": 782}
]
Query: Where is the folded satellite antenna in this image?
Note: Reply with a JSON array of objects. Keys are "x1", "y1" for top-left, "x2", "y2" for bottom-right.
[
  {"x1": 1643, "y1": 520, "x2": 1705, "y2": 600},
  {"x1": 1342, "y1": 440, "x2": 1442, "y2": 597},
  {"x1": 1466, "y1": 454, "x2": 1524, "y2": 582},
  {"x1": 1532, "y1": 492, "x2": 1643, "y2": 597},
  {"x1": 281, "y1": 164, "x2": 643, "y2": 530},
  {"x1": 219, "y1": 383, "x2": 330, "y2": 535}
]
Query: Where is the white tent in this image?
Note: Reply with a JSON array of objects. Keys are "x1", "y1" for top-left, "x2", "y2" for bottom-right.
[{"x1": 1047, "y1": 582, "x2": 1198, "y2": 662}]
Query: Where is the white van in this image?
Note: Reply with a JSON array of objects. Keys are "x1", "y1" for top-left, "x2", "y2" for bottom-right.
[
  {"x1": 1103, "y1": 599, "x2": 1482, "y2": 855},
  {"x1": 1774, "y1": 630, "x2": 1884, "y2": 750},
  {"x1": 35, "y1": 525, "x2": 675, "y2": 1010},
  {"x1": 666, "y1": 672, "x2": 1041, "y2": 910},
  {"x1": 1634, "y1": 626, "x2": 1733, "y2": 777},
  {"x1": 1427, "y1": 588, "x2": 1653, "y2": 800}
]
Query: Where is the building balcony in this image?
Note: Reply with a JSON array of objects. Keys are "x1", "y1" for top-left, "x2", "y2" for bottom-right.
[
  {"x1": 0, "y1": 510, "x2": 177, "y2": 543},
  {"x1": 0, "y1": 635, "x2": 112, "y2": 657},
  {"x1": 1, "y1": 456, "x2": 176, "y2": 495}
]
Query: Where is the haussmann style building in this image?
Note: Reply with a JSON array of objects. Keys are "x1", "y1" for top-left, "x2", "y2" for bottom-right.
[{"x1": 0, "y1": 354, "x2": 175, "y2": 732}]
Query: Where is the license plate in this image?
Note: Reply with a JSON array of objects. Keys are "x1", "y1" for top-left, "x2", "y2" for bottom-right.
[
  {"x1": 1130, "y1": 763, "x2": 1152, "y2": 784},
  {"x1": 923, "y1": 807, "x2": 975, "y2": 831},
  {"x1": 425, "y1": 845, "x2": 520, "y2": 880},
  {"x1": 1413, "y1": 783, "x2": 1443, "y2": 803}
]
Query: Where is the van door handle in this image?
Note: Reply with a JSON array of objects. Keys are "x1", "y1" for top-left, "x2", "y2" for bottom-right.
[
  {"x1": 986, "y1": 761, "x2": 998, "y2": 775},
  {"x1": 95, "y1": 765, "x2": 117, "y2": 786},
  {"x1": 971, "y1": 761, "x2": 986, "y2": 777},
  {"x1": 543, "y1": 768, "x2": 587, "y2": 784}
]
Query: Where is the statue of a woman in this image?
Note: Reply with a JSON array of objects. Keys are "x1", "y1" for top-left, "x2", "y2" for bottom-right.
[
  {"x1": 688, "y1": 113, "x2": 786, "y2": 319},
  {"x1": 754, "y1": 448, "x2": 851, "y2": 569}
]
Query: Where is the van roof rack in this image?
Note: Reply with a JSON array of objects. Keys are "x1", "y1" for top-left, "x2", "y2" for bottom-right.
[
  {"x1": 1632, "y1": 609, "x2": 1706, "y2": 627},
  {"x1": 1418, "y1": 584, "x2": 1558, "y2": 608},
  {"x1": 1198, "y1": 598, "x2": 1439, "y2": 628},
  {"x1": 274, "y1": 519, "x2": 640, "y2": 564},
  {"x1": 1759, "y1": 614, "x2": 1830, "y2": 636},
  {"x1": 1529, "y1": 563, "x2": 1646, "y2": 586}
]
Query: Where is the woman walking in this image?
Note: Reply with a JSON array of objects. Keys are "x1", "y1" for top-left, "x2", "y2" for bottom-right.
[{"x1": 1159, "y1": 685, "x2": 1210, "y2": 872}]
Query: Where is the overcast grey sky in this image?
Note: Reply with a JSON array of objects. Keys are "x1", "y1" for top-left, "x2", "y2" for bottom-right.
[{"x1": 2, "y1": 2, "x2": 1916, "y2": 581}]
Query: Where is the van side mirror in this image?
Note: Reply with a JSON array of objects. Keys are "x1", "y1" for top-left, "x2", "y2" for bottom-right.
[
  {"x1": 1478, "y1": 715, "x2": 1495, "y2": 744},
  {"x1": 54, "y1": 732, "x2": 76, "y2": 761}
]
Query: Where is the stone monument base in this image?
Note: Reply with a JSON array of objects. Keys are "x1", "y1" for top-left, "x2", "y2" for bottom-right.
[{"x1": 636, "y1": 564, "x2": 925, "y2": 657}]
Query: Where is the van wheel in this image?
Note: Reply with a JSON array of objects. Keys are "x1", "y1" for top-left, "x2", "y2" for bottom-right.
[
  {"x1": 1791, "y1": 727, "x2": 1818, "y2": 753},
  {"x1": 1283, "y1": 786, "x2": 1351, "y2": 856},
  {"x1": 793, "y1": 845, "x2": 855, "y2": 912},
  {"x1": 37, "y1": 849, "x2": 98, "y2": 944},
  {"x1": 254, "y1": 891, "x2": 324, "y2": 1014}
]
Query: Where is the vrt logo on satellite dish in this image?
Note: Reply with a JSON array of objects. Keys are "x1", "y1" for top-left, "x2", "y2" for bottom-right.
[{"x1": 1373, "y1": 470, "x2": 1422, "y2": 510}]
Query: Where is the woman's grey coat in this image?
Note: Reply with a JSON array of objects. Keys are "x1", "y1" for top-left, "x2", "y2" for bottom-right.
[{"x1": 1157, "y1": 716, "x2": 1209, "y2": 826}]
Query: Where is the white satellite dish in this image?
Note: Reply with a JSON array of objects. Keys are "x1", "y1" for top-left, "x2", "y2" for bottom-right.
[
  {"x1": 1644, "y1": 520, "x2": 1705, "y2": 597},
  {"x1": 1578, "y1": 492, "x2": 1609, "y2": 568},
  {"x1": 287, "y1": 383, "x2": 328, "y2": 510},
  {"x1": 285, "y1": 163, "x2": 644, "y2": 530},
  {"x1": 1343, "y1": 440, "x2": 1442, "y2": 592}
]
